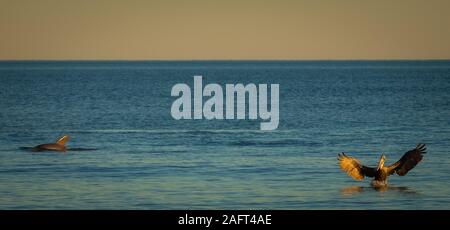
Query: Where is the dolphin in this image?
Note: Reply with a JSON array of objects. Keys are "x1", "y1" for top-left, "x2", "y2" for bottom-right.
[{"x1": 32, "y1": 135, "x2": 70, "y2": 152}]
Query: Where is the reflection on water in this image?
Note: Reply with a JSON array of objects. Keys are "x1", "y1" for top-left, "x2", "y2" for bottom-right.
[
  {"x1": 19, "y1": 147, "x2": 98, "y2": 152},
  {"x1": 341, "y1": 185, "x2": 419, "y2": 196},
  {"x1": 342, "y1": 186, "x2": 365, "y2": 195}
]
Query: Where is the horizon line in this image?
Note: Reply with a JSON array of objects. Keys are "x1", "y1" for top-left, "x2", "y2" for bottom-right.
[{"x1": 1, "y1": 58, "x2": 450, "y2": 62}]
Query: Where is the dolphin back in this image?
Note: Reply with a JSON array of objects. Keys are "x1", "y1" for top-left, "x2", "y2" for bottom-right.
[{"x1": 33, "y1": 143, "x2": 67, "y2": 152}]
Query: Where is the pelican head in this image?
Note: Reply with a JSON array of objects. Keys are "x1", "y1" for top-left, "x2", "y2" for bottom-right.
[{"x1": 377, "y1": 154, "x2": 386, "y2": 171}]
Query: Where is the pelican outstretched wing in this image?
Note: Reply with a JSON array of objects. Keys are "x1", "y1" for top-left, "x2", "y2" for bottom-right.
[
  {"x1": 386, "y1": 144, "x2": 426, "y2": 176},
  {"x1": 338, "y1": 153, "x2": 377, "y2": 180}
]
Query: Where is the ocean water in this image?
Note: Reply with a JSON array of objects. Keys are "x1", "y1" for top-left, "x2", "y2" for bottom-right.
[{"x1": 0, "y1": 60, "x2": 449, "y2": 209}]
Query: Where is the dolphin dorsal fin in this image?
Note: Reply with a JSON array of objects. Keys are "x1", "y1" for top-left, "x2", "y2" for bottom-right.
[{"x1": 56, "y1": 135, "x2": 70, "y2": 146}]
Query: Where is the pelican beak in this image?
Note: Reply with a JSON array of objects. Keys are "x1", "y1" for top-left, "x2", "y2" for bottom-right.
[{"x1": 377, "y1": 154, "x2": 385, "y2": 170}]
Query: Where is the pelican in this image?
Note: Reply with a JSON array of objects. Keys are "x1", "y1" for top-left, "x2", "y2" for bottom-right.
[{"x1": 338, "y1": 144, "x2": 426, "y2": 187}]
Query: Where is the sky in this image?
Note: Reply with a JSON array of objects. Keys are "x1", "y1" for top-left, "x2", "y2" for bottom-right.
[{"x1": 1, "y1": 0, "x2": 450, "y2": 60}]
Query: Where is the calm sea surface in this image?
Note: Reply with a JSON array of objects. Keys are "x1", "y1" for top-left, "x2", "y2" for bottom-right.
[{"x1": 0, "y1": 61, "x2": 449, "y2": 209}]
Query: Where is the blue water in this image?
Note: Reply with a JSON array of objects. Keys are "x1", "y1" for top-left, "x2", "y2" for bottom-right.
[{"x1": 0, "y1": 61, "x2": 449, "y2": 209}]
